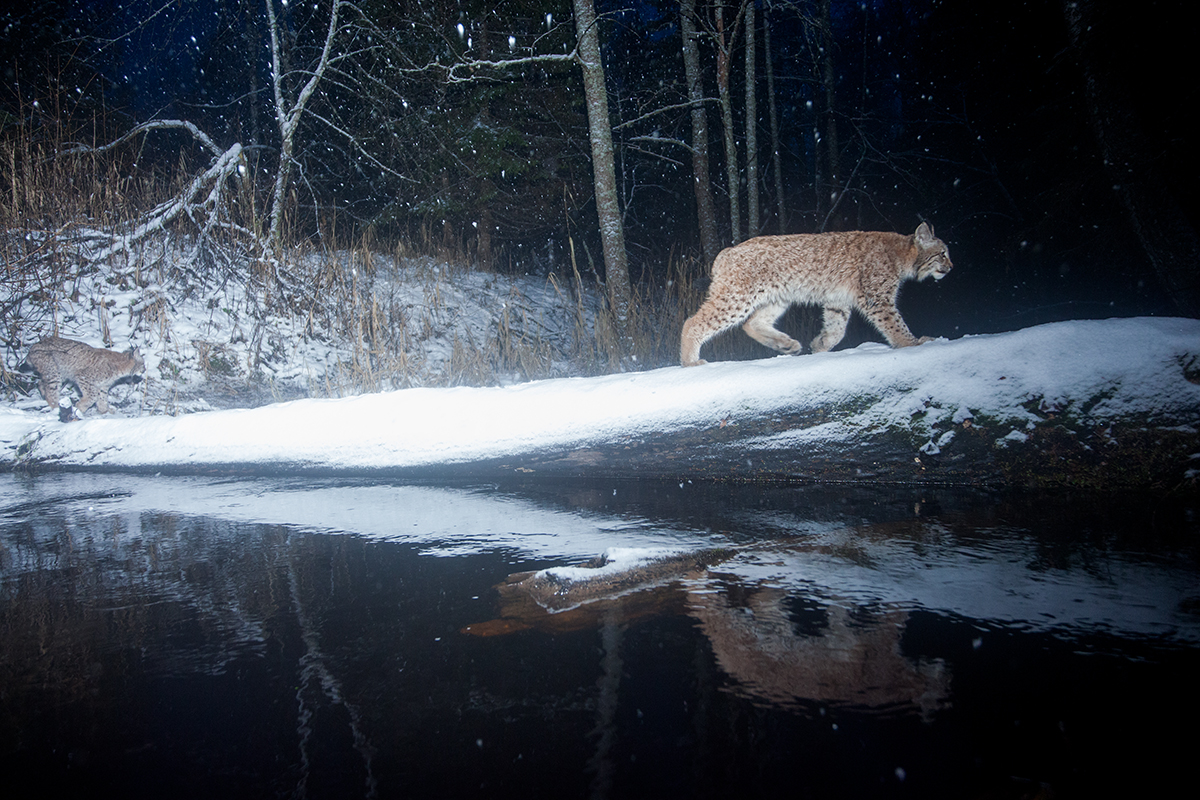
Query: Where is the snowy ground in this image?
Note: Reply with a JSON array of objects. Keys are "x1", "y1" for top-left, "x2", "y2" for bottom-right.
[
  {"x1": 3, "y1": 245, "x2": 600, "y2": 413},
  {"x1": 2, "y1": 315, "x2": 1198, "y2": 479}
]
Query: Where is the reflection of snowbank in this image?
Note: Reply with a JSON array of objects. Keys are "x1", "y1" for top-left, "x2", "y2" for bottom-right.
[
  {"x1": 3, "y1": 317, "x2": 1199, "y2": 474},
  {"x1": 3, "y1": 472, "x2": 1197, "y2": 646},
  {"x1": 0, "y1": 473, "x2": 709, "y2": 566},
  {"x1": 723, "y1": 522, "x2": 1200, "y2": 643},
  {"x1": 1, "y1": 496, "x2": 274, "y2": 681}
]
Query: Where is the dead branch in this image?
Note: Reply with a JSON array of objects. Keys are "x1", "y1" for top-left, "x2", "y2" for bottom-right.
[{"x1": 84, "y1": 142, "x2": 247, "y2": 263}]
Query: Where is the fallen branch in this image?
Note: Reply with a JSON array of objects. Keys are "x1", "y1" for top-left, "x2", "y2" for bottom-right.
[
  {"x1": 62, "y1": 118, "x2": 225, "y2": 161},
  {"x1": 85, "y1": 142, "x2": 247, "y2": 264}
]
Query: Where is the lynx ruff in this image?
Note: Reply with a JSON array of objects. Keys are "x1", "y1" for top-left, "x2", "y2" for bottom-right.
[
  {"x1": 24, "y1": 336, "x2": 145, "y2": 415},
  {"x1": 680, "y1": 222, "x2": 952, "y2": 366}
]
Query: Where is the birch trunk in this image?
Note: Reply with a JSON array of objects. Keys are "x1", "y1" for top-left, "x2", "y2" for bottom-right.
[{"x1": 265, "y1": 0, "x2": 343, "y2": 255}]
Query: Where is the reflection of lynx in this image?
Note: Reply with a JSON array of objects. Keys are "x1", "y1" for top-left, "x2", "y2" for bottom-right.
[
  {"x1": 24, "y1": 336, "x2": 144, "y2": 415},
  {"x1": 464, "y1": 550, "x2": 950, "y2": 717},
  {"x1": 687, "y1": 586, "x2": 949, "y2": 718},
  {"x1": 681, "y1": 222, "x2": 953, "y2": 366}
]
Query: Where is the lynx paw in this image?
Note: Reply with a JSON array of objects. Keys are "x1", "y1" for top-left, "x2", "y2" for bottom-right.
[{"x1": 766, "y1": 337, "x2": 803, "y2": 356}]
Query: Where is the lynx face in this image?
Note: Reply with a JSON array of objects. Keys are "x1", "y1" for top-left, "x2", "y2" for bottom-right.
[
  {"x1": 24, "y1": 336, "x2": 145, "y2": 416},
  {"x1": 680, "y1": 222, "x2": 951, "y2": 366},
  {"x1": 913, "y1": 225, "x2": 953, "y2": 282}
]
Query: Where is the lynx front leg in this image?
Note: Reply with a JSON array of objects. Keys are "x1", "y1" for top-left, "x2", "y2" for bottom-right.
[
  {"x1": 680, "y1": 314, "x2": 708, "y2": 366},
  {"x1": 860, "y1": 301, "x2": 920, "y2": 348},
  {"x1": 810, "y1": 306, "x2": 851, "y2": 353},
  {"x1": 38, "y1": 377, "x2": 60, "y2": 410},
  {"x1": 86, "y1": 385, "x2": 110, "y2": 414},
  {"x1": 75, "y1": 382, "x2": 99, "y2": 414},
  {"x1": 681, "y1": 293, "x2": 755, "y2": 366},
  {"x1": 742, "y1": 302, "x2": 803, "y2": 355}
]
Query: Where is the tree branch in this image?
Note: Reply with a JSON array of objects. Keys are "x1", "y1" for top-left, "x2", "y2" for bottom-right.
[{"x1": 62, "y1": 118, "x2": 224, "y2": 160}]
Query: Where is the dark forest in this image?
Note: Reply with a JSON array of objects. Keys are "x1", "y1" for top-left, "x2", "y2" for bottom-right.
[{"x1": 2, "y1": 0, "x2": 1196, "y2": 345}]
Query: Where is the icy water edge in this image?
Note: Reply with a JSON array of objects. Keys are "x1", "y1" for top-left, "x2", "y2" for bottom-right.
[{"x1": 1, "y1": 472, "x2": 1197, "y2": 799}]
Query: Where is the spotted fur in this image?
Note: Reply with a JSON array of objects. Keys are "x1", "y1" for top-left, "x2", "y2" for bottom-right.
[
  {"x1": 680, "y1": 222, "x2": 952, "y2": 366},
  {"x1": 24, "y1": 336, "x2": 144, "y2": 415}
]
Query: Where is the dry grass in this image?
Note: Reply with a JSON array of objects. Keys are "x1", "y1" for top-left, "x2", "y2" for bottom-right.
[
  {"x1": 0, "y1": 98, "x2": 248, "y2": 349},
  {"x1": 1, "y1": 101, "x2": 775, "y2": 404}
]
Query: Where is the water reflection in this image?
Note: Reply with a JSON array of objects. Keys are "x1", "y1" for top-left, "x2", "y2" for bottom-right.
[
  {"x1": 465, "y1": 547, "x2": 951, "y2": 716},
  {"x1": 1, "y1": 472, "x2": 1197, "y2": 798}
]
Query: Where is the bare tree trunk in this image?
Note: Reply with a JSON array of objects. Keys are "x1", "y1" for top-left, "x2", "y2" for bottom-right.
[
  {"x1": 573, "y1": 0, "x2": 632, "y2": 337},
  {"x1": 476, "y1": 17, "x2": 495, "y2": 270},
  {"x1": 715, "y1": 1, "x2": 741, "y2": 243},
  {"x1": 817, "y1": 0, "x2": 839, "y2": 226},
  {"x1": 764, "y1": 14, "x2": 786, "y2": 233},
  {"x1": 680, "y1": 0, "x2": 720, "y2": 266},
  {"x1": 1063, "y1": 0, "x2": 1199, "y2": 316},
  {"x1": 242, "y1": 0, "x2": 262, "y2": 150},
  {"x1": 743, "y1": 0, "x2": 759, "y2": 237},
  {"x1": 265, "y1": 0, "x2": 344, "y2": 255}
]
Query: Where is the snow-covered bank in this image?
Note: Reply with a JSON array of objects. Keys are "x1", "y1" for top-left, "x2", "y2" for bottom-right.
[
  {"x1": 2, "y1": 317, "x2": 1199, "y2": 484},
  {"x1": 2, "y1": 250, "x2": 604, "y2": 411}
]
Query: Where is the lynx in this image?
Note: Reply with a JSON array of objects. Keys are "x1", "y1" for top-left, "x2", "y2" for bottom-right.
[
  {"x1": 23, "y1": 336, "x2": 145, "y2": 415},
  {"x1": 680, "y1": 222, "x2": 952, "y2": 366}
]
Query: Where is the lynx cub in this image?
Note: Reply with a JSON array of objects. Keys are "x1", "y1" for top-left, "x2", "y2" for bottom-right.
[
  {"x1": 24, "y1": 336, "x2": 145, "y2": 415},
  {"x1": 680, "y1": 222, "x2": 952, "y2": 366}
]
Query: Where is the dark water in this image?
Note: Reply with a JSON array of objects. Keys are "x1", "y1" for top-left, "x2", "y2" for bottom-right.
[{"x1": 1, "y1": 473, "x2": 1197, "y2": 799}]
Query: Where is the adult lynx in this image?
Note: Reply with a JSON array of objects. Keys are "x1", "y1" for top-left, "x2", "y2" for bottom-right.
[
  {"x1": 23, "y1": 336, "x2": 145, "y2": 415},
  {"x1": 680, "y1": 222, "x2": 952, "y2": 366}
]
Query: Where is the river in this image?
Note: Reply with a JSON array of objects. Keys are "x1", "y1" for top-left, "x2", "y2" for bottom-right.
[{"x1": 1, "y1": 472, "x2": 1196, "y2": 798}]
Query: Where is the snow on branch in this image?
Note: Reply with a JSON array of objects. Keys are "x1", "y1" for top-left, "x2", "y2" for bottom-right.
[
  {"x1": 437, "y1": 13, "x2": 581, "y2": 83},
  {"x1": 444, "y1": 49, "x2": 579, "y2": 83},
  {"x1": 85, "y1": 142, "x2": 247, "y2": 264},
  {"x1": 61, "y1": 118, "x2": 226, "y2": 161}
]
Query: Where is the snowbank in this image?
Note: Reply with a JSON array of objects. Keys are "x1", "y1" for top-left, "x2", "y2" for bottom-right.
[
  {"x1": 3, "y1": 252, "x2": 601, "y2": 410},
  {"x1": 2, "y1": 317, "x2": 1198, "y2": 483}
]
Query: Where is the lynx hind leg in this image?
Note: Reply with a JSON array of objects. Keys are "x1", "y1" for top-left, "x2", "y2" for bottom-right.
[
  {"x1": 680, "y1": 309, "x2": 716, "y2": 366},
  {"x1": 742, "y1": 302, "x2": 803, "y2": 356},
  {"x1": 681, "y1": 294, "x2": 750, "y2": 366},
  {"x1": 810, "y1": 306, "x2": 851, "y2": 353}
]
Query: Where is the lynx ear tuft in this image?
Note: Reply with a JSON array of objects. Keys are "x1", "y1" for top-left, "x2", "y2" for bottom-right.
[{"x1": 915, "y1": 221, "x2": 935, "y2": 245}]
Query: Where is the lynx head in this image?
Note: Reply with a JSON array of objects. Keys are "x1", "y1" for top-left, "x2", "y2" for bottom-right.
[
  {"x1": 124, "y1": 347, "x2": 146, "y2": 375},
  {"x1": 913, "y1": 222, "x2": 952, "y2": 281}
]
